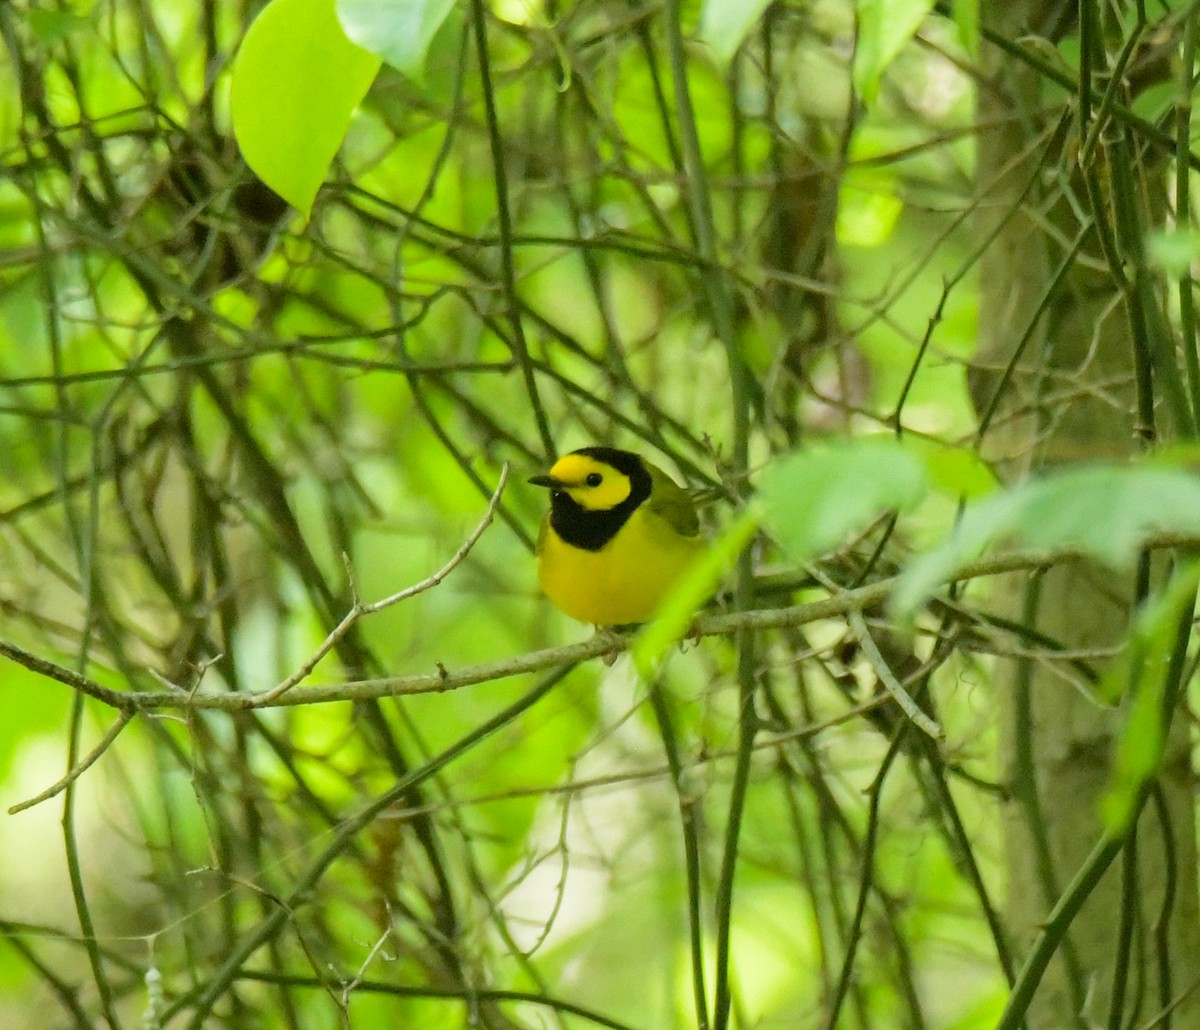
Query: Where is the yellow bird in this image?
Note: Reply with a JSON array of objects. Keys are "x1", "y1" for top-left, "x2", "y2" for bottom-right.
[{"x1": 529, "y1": 447, "x2": 704, "y2": 625}]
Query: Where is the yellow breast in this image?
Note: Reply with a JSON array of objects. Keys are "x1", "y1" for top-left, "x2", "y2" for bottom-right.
[{"x1": 537, "y1": 505, "x2": 703, "y2": 625}]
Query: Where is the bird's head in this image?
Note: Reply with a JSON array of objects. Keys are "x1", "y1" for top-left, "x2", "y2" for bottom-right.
[{"x1": 528, "y1": 447, "x2": 649, "y2": 512}]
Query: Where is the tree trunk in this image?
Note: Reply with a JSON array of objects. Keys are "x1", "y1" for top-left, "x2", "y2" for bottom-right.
[{"x1": 975, "y1": 3, "x2": 1200, "y2": 1026}]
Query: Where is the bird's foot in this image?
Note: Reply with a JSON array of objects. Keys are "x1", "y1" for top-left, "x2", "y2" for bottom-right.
[{"x1": 595, "y1": 623, "x2": 637, "y2": 665}]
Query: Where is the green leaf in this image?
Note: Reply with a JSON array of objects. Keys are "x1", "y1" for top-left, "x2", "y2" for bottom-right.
[
  {"x1": 757, "y1": 439, "x2": 927, "y2": 565},
  {"x1": 892, "y1": 463, "x2": 1200, "y2": 618},
  {"x1": 952, "y1": 0, "x2": 980, "y2": 59},
  {"x1": 632, "y1": 511, "x2": 757, "y2": 676},
  {"x1": 337, "y1": 0, "x2": 458, "y2": 78},
  {"x1": 854, "y1": 0, "x2": 935, "y2": 104},
  {"x1": 1146, "y1": 229, "x2": 1200, "y2": 277},
  {"x1": 698, "y1": 0, "x2": 773, "y2": 66},
  {"x1": 1100, "y1": 562, "x2": 1200, "y2": 833},
  {"x1": 912, "y1": 442, "x2": 997, "y2": 499},
  {"x1": 27, "y1": 9, "x2": 89, "y2": 44},
  {"x1": 837, "y1": 171, "x2": 904, "y2": 248},
  {"x1": 231, "y1": 0, "x2": 381, "y2": 217}
]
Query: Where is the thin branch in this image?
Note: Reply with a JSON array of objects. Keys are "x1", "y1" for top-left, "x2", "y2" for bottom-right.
[
  {"x1": 468, "y1": 0, "x2": 554, "y2": 457},
  {"x1": 255, "y1": 463, "x2": 509, "y2": 704},
  {"x1": 176, "y1": 666, "x2": 573, "y2": 1029},
  {"x1": 8, "y1": 709, "x2": 134, "y2": 814},
  {"x1": 848, "y1": 610, "x2": 943, "y2": 740},
  {"x1": 823, "y1": 727, "x2": 909, "y2": 1030},
  {"x1": 648, "y1": 681, "x2": 710, "y2": 1030},
  {"x1": 234, "y1": 970, "x2": 639, "y2": 1030},
  {"x1": 6, "y1": 541, "x2": 1195, "y2": 714},
  {"x1": 996, "y1": 831, "x2": 1129, "y2": 1030},
  {"x1": 0, "y1": 640, "x2": 133, "y2": 710}
]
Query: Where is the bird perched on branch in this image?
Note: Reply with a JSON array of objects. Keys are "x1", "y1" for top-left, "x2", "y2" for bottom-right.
[{"x1": 529, "y1": 447, "x2": 704, "y2": 626}]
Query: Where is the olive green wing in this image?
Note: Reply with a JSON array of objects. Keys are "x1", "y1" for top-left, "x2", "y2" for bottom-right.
[{"x1": 643, "y1": 462, "x2": 700, "y2": 537}]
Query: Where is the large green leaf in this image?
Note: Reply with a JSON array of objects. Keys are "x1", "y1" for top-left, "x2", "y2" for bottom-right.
[
  {"x1": 913, "y1": 440, "x2": 997, "y2": 499},
  {"x1": 837, "y1": 170, "x2": 905, "y2": 248},
  {"x1": 952, "y1": 0, "x2": 979, "y2": 59},
  {"x1": 854, "y1": 0, "x2": 936, "y2": 104},
  {"x1": 337, "y1": 0, "x2": 458, "y2": 78},
  {"x1": 698, "y1": 0, "x2": 774, "y2": 66},
  {"x1": 757, "y1": 439, "x2": 928, "y2": 564},
  {"x1": 632, "y1": 511, "x2": 758, "y2": 675},
  {"x1": 892, "y1": 463, "x2": 1200, "y2": 617},
  {"x1": 231, "y1": 0, "x2": 381, "y2": 217},
  {"x1": 1100, "y1": 562, "x2": 1199, "y2": 833},
  {"x1": 1147, "y1": 228, "x2": 1200, "y2": 277}
]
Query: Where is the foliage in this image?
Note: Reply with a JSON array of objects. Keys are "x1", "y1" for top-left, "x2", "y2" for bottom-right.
[
  {"x1": 232, "y1": 0, "x2": 381, "y2": 216},
  {"x1": 0, "y1": 0, "x2": 1197, "y2": 1028}
]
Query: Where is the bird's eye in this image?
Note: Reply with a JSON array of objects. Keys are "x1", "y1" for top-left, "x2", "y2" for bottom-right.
[{"x1": 586, "y1": 472, "x2": 603, "y2": 487}]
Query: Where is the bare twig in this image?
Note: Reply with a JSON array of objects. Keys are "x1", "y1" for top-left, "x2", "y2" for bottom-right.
[
  {"x1": 2, "y1": 542, "x2": 1188, "y2": 714},
  {"x1": 848, "y1": 610, "x2": 943, "y2": 740},
  {"x1": 254, "y1": 463, "x2": 510, "y2": 705},
  {"x1": 7, "y1": 709, "x2": 134, "y2": 814},
  {"x1": 0, "y1": 641, "x2": 133, "y2": 711}
]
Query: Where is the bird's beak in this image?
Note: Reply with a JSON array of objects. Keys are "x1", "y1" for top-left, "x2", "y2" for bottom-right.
[{"x1": 528, "y1": 474, "x2": 562, "y2": 488}]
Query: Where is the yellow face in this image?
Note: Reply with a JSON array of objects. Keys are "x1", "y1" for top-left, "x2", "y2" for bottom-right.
[{"x1": 543, "y1": 453, "x2": 632, "y2": 511}]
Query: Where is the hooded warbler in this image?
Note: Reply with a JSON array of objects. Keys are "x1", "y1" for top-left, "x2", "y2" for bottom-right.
[{"x1": 529, "y1": 447, "x2": 704, "y2": 625}]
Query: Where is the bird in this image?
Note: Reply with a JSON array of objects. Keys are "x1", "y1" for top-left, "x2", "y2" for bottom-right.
[{"x1": 529, "y1": 446, "x2": 705, "y2": 626}]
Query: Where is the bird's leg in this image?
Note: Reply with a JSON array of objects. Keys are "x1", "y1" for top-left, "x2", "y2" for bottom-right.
[{"x1": 596, "y1": 624, "x2": 635, "y2": 665}]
